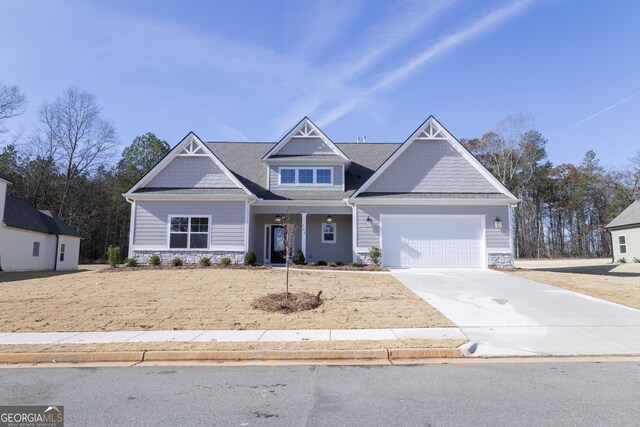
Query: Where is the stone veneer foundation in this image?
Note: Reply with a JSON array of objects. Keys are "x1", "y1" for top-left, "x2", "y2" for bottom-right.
[{"x1": 132, "y1": 250, "x2": 245, "y2": 265}]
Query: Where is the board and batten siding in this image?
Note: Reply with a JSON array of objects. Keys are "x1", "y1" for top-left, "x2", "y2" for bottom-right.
[
  {"x1": 269, "y1": 165, "x2": 343, "y2": 190},
  {"x1": 367, "y1": 140, "x2": 497, "y2": 193},
  {"x1": 133, "y1": 200, "x2": 246, "y2": 249},
  {"x1": 355, "y1": 204, "x2": 511, "y2": 251},
  {"x1": 146, "y1": 157, "x2": 239, "y2": 188},
  {"x1": 277, "y1": 137, "x2": 336, "y2": 156},
  {"x1": 611, "y1": 227, "x2": 640, "y2": 261}
]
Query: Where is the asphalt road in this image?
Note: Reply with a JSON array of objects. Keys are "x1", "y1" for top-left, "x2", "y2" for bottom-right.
[{"x1": 1, "y1": 362, "x2": 639, "y2": 426}]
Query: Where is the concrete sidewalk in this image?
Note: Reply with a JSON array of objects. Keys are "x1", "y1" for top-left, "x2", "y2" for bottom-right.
[
  {"x1": 392, "y1": 268, "x2": 640, "y2": 357},
  {"x1": 0, "y1": 327, "x2": 466, "y2": 345}
]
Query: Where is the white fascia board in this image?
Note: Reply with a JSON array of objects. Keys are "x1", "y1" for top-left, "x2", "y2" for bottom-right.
[
  {"x1": 262, "y1": 157, "x2": 350, "y2": 166},
  {"x1": 122, "y1": 193, "x2": 255, "y2": 201},
  {"x1": 350, "y1": 198, "x2": 515, "y2": 206},
  {"x1": 261, "y1": 117, "x2": 349, "y2": 161},
  {"x1": 254, "y1": 199, "x2": 349, "y2": 207},
  {"x1": 127, "y1": 132, "x2": 254, "y2": 197},
  {"x1": 351, "y1": 116, "x2": 518, "y2": 201}
]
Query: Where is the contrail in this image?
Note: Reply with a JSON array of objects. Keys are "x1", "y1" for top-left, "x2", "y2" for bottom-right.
[{"x1": 573, "y1": 92, "x2": 640, "y2": 127}]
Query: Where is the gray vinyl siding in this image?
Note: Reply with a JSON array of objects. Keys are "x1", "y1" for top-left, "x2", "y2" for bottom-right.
[
  {"x1": 304, "y1": 214, "x2": 352, "y2": 264},
  {"x1": 367, "y1": 140, "x2": 497, "y2": 193},
  {"x1": 146, "y1": 157, "x2": 238, "y2": 188},
  {"x1": 611, "y1": 227, "x2": 640, "y2": 261},
  {"x1": 133, "y1": 200, "x2": 246, "y2": 248},
  {"x1": 278, "y1": 137, "x2": 336, "y2": 156},
  {"x1": 269, "y1": 165, "x2": 343, "y2": 190},
  {"x1": 356, "y1": 204, "x2": 510, "y2": 250}
]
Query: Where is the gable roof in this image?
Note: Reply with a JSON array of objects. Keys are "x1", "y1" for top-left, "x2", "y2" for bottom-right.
[
  {"x1": 261, "y1": 117, "x2": 349, "y2": 161},
  {"x1": 125, "y1": 132, "x2": 254, "y2": 197},
  {"x1": 3, "y1": 195, "x2": 81, "y2": 237},
  {"x1": 207, "y1": 142, "x2": 399, "y2": 200},
  {"x1": 607, "y1": 199, "x2": 640, "y2": 229},
  {"x1": 350, "y1": 116, "x2": 518, "y2": 201}
]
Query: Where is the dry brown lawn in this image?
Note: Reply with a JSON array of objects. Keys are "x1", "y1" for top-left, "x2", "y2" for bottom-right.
[
  {"x1": 510, "y1": 259, "x2": 640, "y2": 309},
  {"x1": 0, "y1": 339, "x2": 465, "y2": 354},
  {"x1": 0, "y1": 266, "x2": 452, "y2": 332}
]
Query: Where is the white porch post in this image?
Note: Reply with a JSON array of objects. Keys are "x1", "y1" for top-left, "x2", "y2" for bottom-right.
[{"x1": 301, "y1": 212, "x2": 307, "y2": 256}]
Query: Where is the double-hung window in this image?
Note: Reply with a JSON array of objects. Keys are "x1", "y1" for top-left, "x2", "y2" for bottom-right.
[
  {"x1": 59, "y1": 244, "x2": 66, "y2": 262},
  {"x1": 278, "y1": 167, "x2": 333, "y2": 185},
  {"x1": 618, "y1": 235, "x2": 627, "y2": 254},
  {"x1": 169, "y1": 216, "x2": 210, "y2": 249},
  {"x1": 321, "y1": 223, "x2": 336, "y2": 243}
]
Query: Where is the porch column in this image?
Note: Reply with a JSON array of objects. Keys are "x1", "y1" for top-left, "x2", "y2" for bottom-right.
[{"x1": 301, "y1": 212, "x2": 307, "y2": 256}]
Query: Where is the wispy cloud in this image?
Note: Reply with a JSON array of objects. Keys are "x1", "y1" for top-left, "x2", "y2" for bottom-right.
[
  {"x1": 271, "y1": 0, "x2": 457, "y2": 136},
  {"x1": 317, "y1": 0, "x2": 535, "y2": 127},
  {"x1": 573, "y1": 91, "x2": 640, "y2": 127}
]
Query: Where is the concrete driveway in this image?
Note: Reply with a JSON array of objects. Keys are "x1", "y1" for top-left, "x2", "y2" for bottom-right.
[{"x1": 391, "y1": 269, "x2": 640, "y2": 357}]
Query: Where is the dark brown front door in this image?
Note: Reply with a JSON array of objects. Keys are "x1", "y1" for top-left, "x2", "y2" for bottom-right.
[{"x1": 270, "y1": 226, "x2": 286, "y2": 264}]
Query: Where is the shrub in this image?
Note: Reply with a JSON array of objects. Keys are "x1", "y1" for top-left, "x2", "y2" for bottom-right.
[
  {"x1": 336, "y1": 261, "x2": 344, "y2": 266},
  {"x1": 351, "y1": 262, "x2": 361, "y2": 267},
  {"x1": 170, "y1": 258, "x2": 183, "y2": 267},
  {"x1": 328, "y1": 262, "x2": 338, "y2": 267},
  {"x1": 368, "y1": 246, "x2": 382, "y2": 265},
  {"x1": 316, "y1": 260, "x2": 327, "y2": 266},
  {"x1": 107, "y1": 245, "x2": 120, "y2": 267},
  {"x1": 220, "y1": 257, "x2": 232, "y2": 266},
  {"x1": 292, "y1": 249, "x2": 305, "y2": 265},
  {"x1": 199, "y1": 257, "x2": 211, "y2": 267},
  {"x1": 243, "y1": 250, "x2": 257, "y2": 266},
  {"x1": 124, "y1": 257, "x2": 137, "y2": 267},
  {"x1": 149, "y1": 255, "x2": 161, "y2": 266},
  {"x1": 634, "y1": 257, "x2": 640, "y2": 263},
  {"x1": 618, "y1": 257, "x2": 627, "y2": 264}
]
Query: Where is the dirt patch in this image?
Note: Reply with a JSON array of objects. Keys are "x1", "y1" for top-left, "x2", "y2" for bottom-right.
[
  {"x1": 252, "y1": 292, "x2": 323, "y2": 313},
  {"x1": 508, "y1": 259, "x2": 640, "y2": 309},
  {"x1": 0, "y1": 267, "x2": 453, "y2": 332},
  {"x1": 0, "y1": 339, "x2": 466, "y2": 354}
]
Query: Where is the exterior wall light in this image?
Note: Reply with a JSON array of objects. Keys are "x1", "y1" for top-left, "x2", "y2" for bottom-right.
[
  {"x1": 326, "y1": 215, "x2": 333, "y2": 224},
  {"x1": 365, "y1": 216, "x2": 373, "y2": 227},
  {"x1": 274, "y1": 214, "x2": 282, "y2": 224},
  {"x1": 494, "y1": 217, "x2": 503, "y2": 230}
]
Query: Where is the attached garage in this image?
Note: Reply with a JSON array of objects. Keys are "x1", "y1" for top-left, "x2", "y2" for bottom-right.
[{"x1": 380, "y1": 215, "x2": 485, "y2": 268}]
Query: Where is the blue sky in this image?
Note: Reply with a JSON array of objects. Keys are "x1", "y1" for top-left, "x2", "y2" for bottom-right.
[{"x1": 1, "y1": 0, "x2": 639, "y2": 167}]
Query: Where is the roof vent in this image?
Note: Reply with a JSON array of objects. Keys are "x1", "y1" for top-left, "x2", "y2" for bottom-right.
[{"x1": 355, "y1": 135, "x2": 367, "y2": 143}]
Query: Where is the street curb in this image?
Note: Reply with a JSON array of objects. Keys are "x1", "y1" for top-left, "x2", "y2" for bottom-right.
[
  {"x1": 0, "y1": 348, "x2": 464, "y2": 364},
  {"x1": 0, "y1": 351, "x2": 145, "y2": 364}
]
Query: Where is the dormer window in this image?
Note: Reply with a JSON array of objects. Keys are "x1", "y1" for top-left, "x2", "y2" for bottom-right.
[{"x1": 278, "y1": 167, "x2": 333, "y2": 185}]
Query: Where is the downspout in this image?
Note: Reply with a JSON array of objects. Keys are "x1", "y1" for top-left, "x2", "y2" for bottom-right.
[
  {"x1": 54, "y1": 235, "x2": 59, "y2": 271},
  {"x1": 345, "y1": 198, "x2": 357, "y2": 263}
]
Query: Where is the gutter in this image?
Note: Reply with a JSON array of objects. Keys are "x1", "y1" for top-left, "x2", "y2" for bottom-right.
[{"x1": 54, "y1": 235, "x2": 59, "y2": 271}]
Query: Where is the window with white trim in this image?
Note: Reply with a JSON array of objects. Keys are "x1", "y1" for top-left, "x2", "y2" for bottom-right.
[
  {"x1": 321, "y1": 223, "x2": 336, "y2": 243},
  {"x1": 618, "y1": 235, "x2": 627, "y2": 254},
  {"x1": 169, "y1": 216, "x2": 210, "y2": 249},
  {"x1": 59, "y1": 243, "x2": 66, "y2": 262},
  {"x1": 278, "y1": 167, "x2": 333, "y2": 185}
]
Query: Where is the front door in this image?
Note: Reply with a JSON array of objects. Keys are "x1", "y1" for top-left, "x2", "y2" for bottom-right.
[{"x1": 270, "y1": 225, "x2": 286, "y2": 264}]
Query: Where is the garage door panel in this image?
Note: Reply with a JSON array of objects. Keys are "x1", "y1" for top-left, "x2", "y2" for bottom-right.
[{"x1": 382, "y1": 216, "x2": 484, "y2": 268}]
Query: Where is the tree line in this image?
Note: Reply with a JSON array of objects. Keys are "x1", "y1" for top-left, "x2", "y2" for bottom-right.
[{"x1": 1, "y1": 84, "x2": 638, "y2": 261}]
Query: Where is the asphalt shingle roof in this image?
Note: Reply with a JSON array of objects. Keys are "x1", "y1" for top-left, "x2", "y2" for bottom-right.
[
  {"x1": 3, "y1": 195, "x2": 81, "y2": 237},
  {"x1": 134, "y1": 188, "x2": 248, "y2": 195},
  {"x1": 607, "y1": 199, "x2": 640, "y2": 229},
  {"x1": 356, "y1": 192, "x2": 512, "y2": 199},
  {"x1": 205, "y1": 142, "x2": 401, "y2": 200}
]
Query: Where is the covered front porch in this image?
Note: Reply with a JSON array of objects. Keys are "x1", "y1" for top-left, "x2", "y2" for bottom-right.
[{"x1": 250, "y1": 205, "x2": 353, "y2": 265}]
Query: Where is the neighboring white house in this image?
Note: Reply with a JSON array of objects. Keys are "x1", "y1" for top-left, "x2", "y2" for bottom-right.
[
  {"x1": 0, "y1": 172, "x2": 81, "y2": 272},
  {"x1": 607, "y1": 199, "x2": 640, "y2": 262},
  {"x1": 124, "y1": 116, "x2": 518, "y2": 268}
]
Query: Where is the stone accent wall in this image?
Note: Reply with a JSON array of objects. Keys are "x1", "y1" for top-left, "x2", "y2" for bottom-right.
[
  {"x1": 487, "y1": 253, "x2": 514, "y2": 269},
  {"x1": 356, "y1": 252, "x2": 373, "y2": 265},
  {"x1": 132, "y1": 250, "x2": 245, "y2": 265}
]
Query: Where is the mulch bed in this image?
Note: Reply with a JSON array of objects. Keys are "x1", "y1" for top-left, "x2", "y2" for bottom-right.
[
  {"x1": 291, "y1": 264, "x2": 388, "y2": 272},
  {"x1": 252, "y1": 291, "x2": 323, "y2": 314},
  {"x1": 99, "y1": 265, "x2": 272, "y2": 273}
]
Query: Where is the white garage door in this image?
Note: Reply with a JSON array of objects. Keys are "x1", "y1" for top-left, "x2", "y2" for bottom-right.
[{"x1": 381, "y1": 216, "x2": 484, "y2": 268}]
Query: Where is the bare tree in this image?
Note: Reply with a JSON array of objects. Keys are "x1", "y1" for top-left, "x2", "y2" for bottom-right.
[
  {"x1": 37, "y1": 88, "x2": 117, "y2": 216},
  {"x1": 276, "y1": 210, "x2": 298, "y2": 300},
  {"x1": 0, "y1": 83, "x2": 27, "y2": 128}
]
